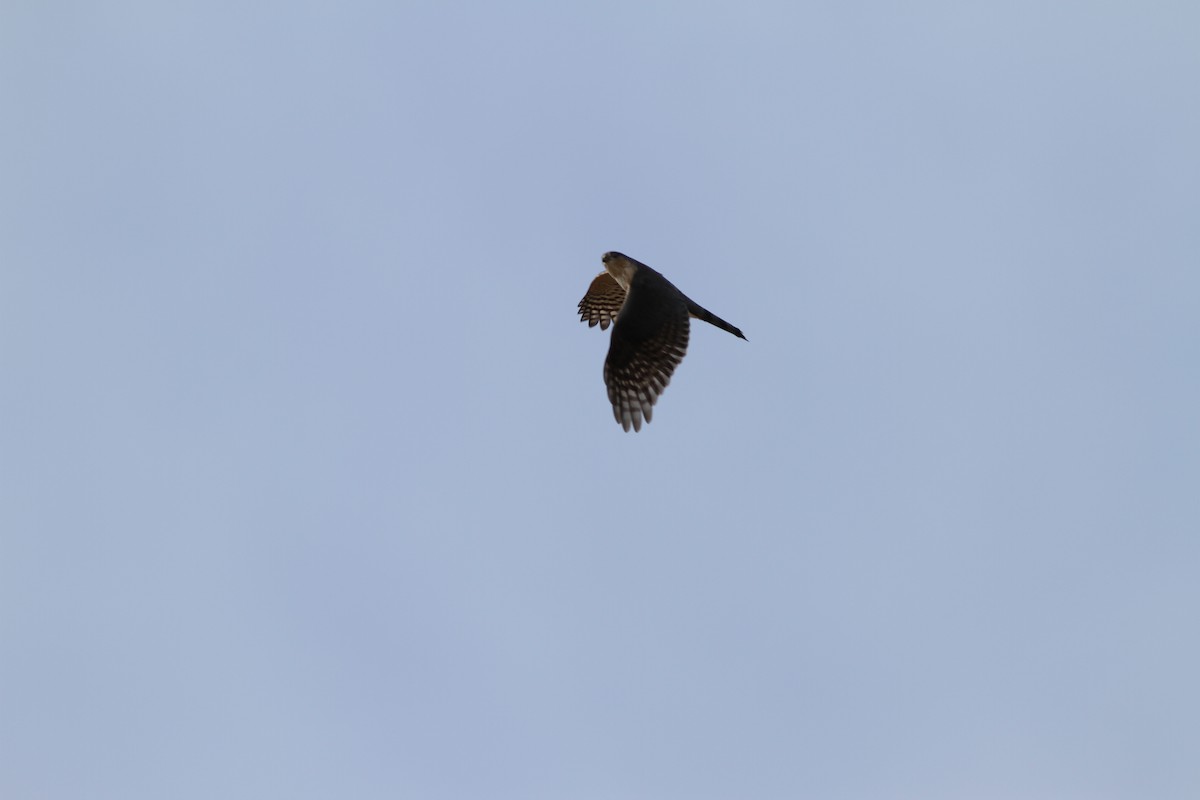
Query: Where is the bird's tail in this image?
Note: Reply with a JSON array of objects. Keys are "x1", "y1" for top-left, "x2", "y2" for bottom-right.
[{"x1": 686, "y1": 299, "x2": 747, "y2": 340}]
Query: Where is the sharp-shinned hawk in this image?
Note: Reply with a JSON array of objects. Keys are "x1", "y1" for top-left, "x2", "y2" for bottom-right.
[{"x1": 578, "y1": 251, "x2": 747, "y2": 432}]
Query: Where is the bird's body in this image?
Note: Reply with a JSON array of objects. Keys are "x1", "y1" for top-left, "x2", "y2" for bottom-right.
[{"x1": 578, "y1": 251, "x2": 746, "y2": 432}]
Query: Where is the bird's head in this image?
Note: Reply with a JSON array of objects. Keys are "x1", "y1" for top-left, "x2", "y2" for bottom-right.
[{"x1": 601, "y1": 251, "x2": 637, "y2": 290}]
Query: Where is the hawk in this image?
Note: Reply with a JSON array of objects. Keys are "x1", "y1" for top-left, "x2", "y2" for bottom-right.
[{"x1": 578, "y1": 251, "x2": 747, "y2": 432}]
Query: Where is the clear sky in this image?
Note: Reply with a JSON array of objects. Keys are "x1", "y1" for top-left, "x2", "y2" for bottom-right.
[{"x1": 3, "y1": 2, "x2": 1199, "y2": 798}]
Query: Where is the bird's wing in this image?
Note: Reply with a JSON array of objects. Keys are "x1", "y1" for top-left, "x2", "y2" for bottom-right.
[
  {"x1": 578, "y1": 272, "x2": 626, "y2": 330},
  {"x1": 603, "y1": 297, "x2": 690, "y2": 432}
]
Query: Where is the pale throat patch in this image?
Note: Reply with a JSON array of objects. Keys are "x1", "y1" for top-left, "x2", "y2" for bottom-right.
[{"x1": 603, "y1": 255, "x2": 637, "y2": 291}]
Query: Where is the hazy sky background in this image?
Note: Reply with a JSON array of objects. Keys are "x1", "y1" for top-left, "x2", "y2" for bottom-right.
[{"x1": 3, "y1": 2, "x2": 1199, "y2": 798}]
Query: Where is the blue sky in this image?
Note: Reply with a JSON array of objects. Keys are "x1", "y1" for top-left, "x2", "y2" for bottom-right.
[{"x1": 3, "y1": 2, "x2": 1199, "y2": 798}]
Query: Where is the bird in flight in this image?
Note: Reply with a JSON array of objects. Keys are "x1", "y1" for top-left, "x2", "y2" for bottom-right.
[{"x1": 578, "y1": 251, "x2": 747, "y2": 432}]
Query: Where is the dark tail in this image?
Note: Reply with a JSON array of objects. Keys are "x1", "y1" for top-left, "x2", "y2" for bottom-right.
[{"x1": 686, "y1": 298, "x2": 747, "y2": 340}]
